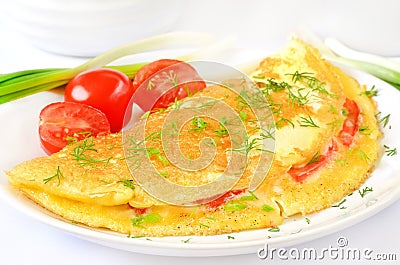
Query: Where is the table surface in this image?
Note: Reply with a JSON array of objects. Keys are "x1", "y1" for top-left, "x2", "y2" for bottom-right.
[{"x1": 0, "y1": 9, "x2": 399, "y2": 265}]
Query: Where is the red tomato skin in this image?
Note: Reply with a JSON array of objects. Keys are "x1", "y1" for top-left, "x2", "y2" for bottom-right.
[
  {"x1": 64, "y1": 68, "x2": 134, "y2": 132},
  {"x1": 131, "y1": 59, "x2": 206, "y2": 111},
  {"x1": 288, "y1": 141, "x2": 338, "y2": 183},
  {"x1": 39, "y1": 102, "x2": 110, "y2": 155},
  {"x1": 338, "y1": 99, "x2": 360, "y2": 146}
]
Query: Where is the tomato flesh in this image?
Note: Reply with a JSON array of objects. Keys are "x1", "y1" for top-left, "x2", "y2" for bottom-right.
[
  {"x1": 338, "y1": 98, "x2": 360, "y2": 146},
  {"x1": 131, "y1": 59, "x2": 206, "y2": 111},
  {"x1": 65, "y1": 68, "x2": 134, "y2": 132},
  {"x1": 39, "y1": 102, "x2": 110, "y2": 155},
  {"x1": 288, "y1": 141, "x2": 337, "y2": 183}
]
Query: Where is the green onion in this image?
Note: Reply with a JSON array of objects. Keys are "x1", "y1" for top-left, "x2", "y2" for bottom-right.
[
  {"x1": 303, "y1": 34, "x2": 400, "y2": 92},
  {"x1": 0, "y1": 32, "x2": 221, "y2": 104}
]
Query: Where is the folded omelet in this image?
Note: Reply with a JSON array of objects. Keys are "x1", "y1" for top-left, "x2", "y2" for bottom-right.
[{"x1": 6, "y1": 38, "x2": 381, "y2": 236}]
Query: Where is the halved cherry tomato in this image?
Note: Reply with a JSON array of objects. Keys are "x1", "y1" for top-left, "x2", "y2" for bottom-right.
[
  {"x1": 65, "y1": 68, "x2": 134, "y2": 132},
  {"x1": 338, "y1": 98, "x2": 360, "y2": 146},
  {"x1": 288, "y1": 141, "x2": 337, "y2": 183},
  {"x1": 131, "y1": 59, "x2": 206, "y2": 111},
  {"x1": 39, "y1": 102, "x2": 110, "y2": 155}
]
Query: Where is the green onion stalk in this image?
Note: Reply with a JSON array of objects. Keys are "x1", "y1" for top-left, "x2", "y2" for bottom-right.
[
  {"x1": 0, "y1": 32, "x2": 219, "y2": 104},
  {"x1": 302, "y1": 32, "x2": 400, "y2": 92}
]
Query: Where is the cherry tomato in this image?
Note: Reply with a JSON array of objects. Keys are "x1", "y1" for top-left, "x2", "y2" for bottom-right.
[
  {"x1": 65, "y1": 68, "x2": 134, "y2": 132},
  {"x1": 338, "y1": 98, "x2": 360, "y2": 146},
  {"x1": 39, "y1": 102, "x2": 110, "y2": 155},
  {"x1": 131, "y1": 59, "x2": 206, "y2": 111},
  {"x1": 288, "y1": 141, "x2": 337, "y2": 183}
]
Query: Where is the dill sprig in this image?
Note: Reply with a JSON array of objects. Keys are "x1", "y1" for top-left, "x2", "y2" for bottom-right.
[
  {"x1": 359, "y1": 187, "x2": 373, "y2": 198},
  {"x1": 43, "y1": 166, "x2": 64, "y2": 186},
  {"x1": 190, "y1": 117, "x2": 207, "y2": 133},
  {"x1": 71, "y1": 136, "x2": 112, "y2": 167},
  {"x1": 286, "y1": 71, "x2": 331, "y2": 95},
  {"x1": 118, "y1": 179, "x2": 136, "y2": 190},
  {"x1": 377, "y1": 112, "x2": 391, "y2": 128},
  {"x1": 332, "y1": 198, "x2": 347, "y2": 209},
  {"x1": 307, "y1": 151, "x2": 321, "y2": 165},
  {"x1": 384, "y1": 145, "x2": 398, "y2": 156},
  {"x1": 360, "y1": 85, "x2": 378, "y2": 97},
  {"x1": 298, "y1": 115, "x2": 320, "y2": 128}
]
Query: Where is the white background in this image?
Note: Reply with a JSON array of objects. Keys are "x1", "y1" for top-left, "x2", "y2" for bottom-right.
[{"x1": 0, "y1": 0, "x2": 399, "y2": 264}]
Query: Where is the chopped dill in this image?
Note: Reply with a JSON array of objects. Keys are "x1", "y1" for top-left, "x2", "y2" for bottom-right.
[
  {"x1": 43, "y1": 166, "x2": 64, "y2": 186},
  {"x1": 359, "y1": 187, "x2": 373, "y2": 198},
  {"x1": 384, "y1": 145, "x2": 397, "y2": 156},
  {"x1": 298, "y1": 115, "x2": 319, "y2": 128}
]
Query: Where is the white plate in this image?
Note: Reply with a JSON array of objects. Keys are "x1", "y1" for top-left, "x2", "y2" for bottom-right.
[{"x1": 1, "y1": 53, "x2": 400, "y2": 257}]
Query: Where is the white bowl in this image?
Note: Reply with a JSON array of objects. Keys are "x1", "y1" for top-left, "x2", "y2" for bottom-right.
[{"x1": 4, "y1": 0, "x2": 184, "y2": 56}]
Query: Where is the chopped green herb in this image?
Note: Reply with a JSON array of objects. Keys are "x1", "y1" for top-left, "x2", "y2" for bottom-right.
[
  {"x1": 332, "y1": 198, "x2": 347, "y2": 209},
  {"x1": 327, "y1": 119, "x2": 342, "y2": 129},
  {"x1": 298, "y1": 115, "x2": 319, "y2": 128},
  {"x1": 348, "y1": 148, "x2": 370, "y2": 163},
  {"x1": 118, "y1": 179, "x2": 136, "y2": 190},
  {"x1": 358, "y1": 126, "x2": 371, "y2": 135},
  {"x1": 360, "y1": 85, "x2": 378, "y2": 97},
  {"x1": 307, "y1": 151, "x2": 321, "y2": 165},
  {"x1": 130, "y1": 235, "x2": 145, "y2": 238},
  {"x1": 334, "y1": 159, "x2": 348, "y2": 166},
  {"x1": 158, "y1": 171, "x2": 168, "y2": 178},
  {"x1": 359, "y1": 187, "x2": 373, "y2": 198},
  {"x1": 328, "y1": 105, "x2": 339, "y2": 114},
  {"x1": 214, "y1": 119, "x2": 228, "y2": 137},
  {"x1": 108, "y1": 144, "x2": 115, "y2": 150},
  {"x1": 169, "y1": 97, "x2": 182, "y2": 110},
  {"x1": 182, "y1": 238, "x2": 192, "y2": 243},
  {"x1": 140, "y1": 111, "x2": 150, "y2": 120},
  {"x1": 223, "y1": 202, "x2": 247, "y2": 212},
  {"x1": 131, "y1": 213, "x2": 162, "y2": 228},
  {"x1": 275, "y1": 117, "x2": 295, "y2": 128},
  {"x1": 199, "y1": 223, "x2": 210, "y2": 229},
  {"x1": 190, "y1": 117, "x2": 207, "y2": 133},
  {"x1": 227, "y1": 235, "x2": 235, "y2": 240},
  {"x1": 43, "y1": 166, "x2": 64, "y2": 186},
  {"x1": 262, "y1": 204, "x2": 274, "y2": 212},
  {"x1": 384, "y1": 145, "x2": 398, "y2": 156},
  {"x1": 240, "y1": 191, "x2": 259, "y2": 201},
  {"x1": 143, "y1": 213, "x2": 162, "y2": 223},
  {"x1": 305, "y1": 218, "x2": 311, "y2": 224},
  {"x1": 268, "y1": 227, "x2": 280, "y2": 232},
  {"x1": 71, "y1": 136, "x2": 112, "y2": 167},
  {"x1": 356, "y1": 148, "x2": 370, "y2": 163},
  {"x1": 239, "y1": 110, "x2": 249, "y2": 121},
  {"x1": 146, "y1": 147, "x2": 169, "y2": 165},
  {"x1": 189, "y1": 206, "x2": 199, "y2": 218},
  {"x1": 378, "y1": 113, "x2": 391, "y2": 128},
  {"x1": 288, "y1": 87, "x2": 310, "y2": 106}
]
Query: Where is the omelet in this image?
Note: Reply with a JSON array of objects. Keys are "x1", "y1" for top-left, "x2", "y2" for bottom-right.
[{"x1": 6, "y1": 38, "x2": 381, "y2": 236}]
